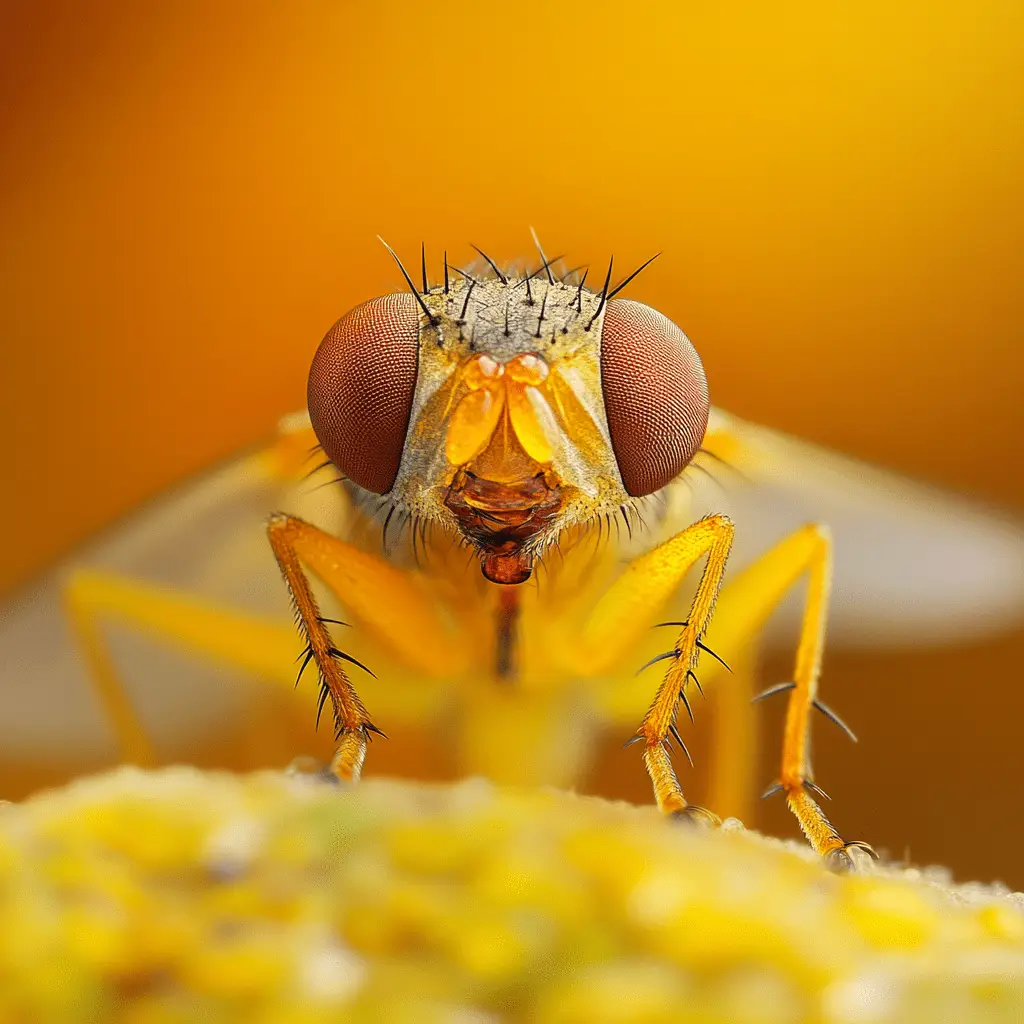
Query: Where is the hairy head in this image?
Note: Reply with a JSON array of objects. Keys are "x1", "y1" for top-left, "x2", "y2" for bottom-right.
[{"x1": 307, "y1": 244, "x2": 709, "y2": 583}]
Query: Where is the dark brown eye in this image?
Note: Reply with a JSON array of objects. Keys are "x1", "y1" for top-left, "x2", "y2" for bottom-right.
[
  {"x1": 307, "y1": 293, "x2": 421, "y2": 494},
  {"x1": 600, "y1": 298, "x2": 709, "y2": 497}
]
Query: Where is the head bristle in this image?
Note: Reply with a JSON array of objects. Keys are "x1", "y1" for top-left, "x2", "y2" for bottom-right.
[
  {"x1": 512, "y1": 253, "x2": 566, "y2": 292},
  {"x1": 574, "y1": 267, "x2": 589, "y2": 311},
  {"x1": 607, "y1": 252, "x2": 661, "y2": 301},
  {"x1": 535, "y1": 252, "x2": 564, "y2": 284},
  {"x1": 457, "y1": 279, "x2": 476, "y2": 322},
  {"x1": 378, "y1": 236, "x2": 437, "y2": 323},
  {"x1": 382, "y1": 240, "x2": 647, "y2": 337},
  {"x1": 529, "y1": 226, "x2": 556, "y2": 284},
  {"x1": 470, "y1": 244, "x2": 508, "y2": 284},
  {"x1": 450, "y1": 264, "x2": 478, "y2": 285},
  {"x1": 586, "y1": 257, "x2": 614, "y2": 330}
]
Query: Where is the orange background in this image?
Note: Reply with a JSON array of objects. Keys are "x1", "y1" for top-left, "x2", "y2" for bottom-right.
[{"x1": 2, "y1": 3, "x2": 1024, "y2": 883}]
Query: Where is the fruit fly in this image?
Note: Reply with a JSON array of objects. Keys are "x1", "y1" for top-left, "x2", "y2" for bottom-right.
[
  {"x1": 31, "y1": 239, "x2": 1024, "y2": 869},
  {"x1": 264, "y1": 237, "x2": 874, "y2": 869}
]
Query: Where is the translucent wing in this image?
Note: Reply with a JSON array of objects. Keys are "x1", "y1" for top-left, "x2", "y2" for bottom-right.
[
  {"x1": 698, "y1": 408, "x2": 1024, "y2": 646},
  {"x1": 0, "y1": 423, "x2": 347, "y2": 765}
]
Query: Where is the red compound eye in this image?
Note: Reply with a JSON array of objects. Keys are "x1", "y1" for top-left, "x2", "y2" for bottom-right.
[
  {"x1": 307, "y1": 293, "x2": 421, "y2": 494},
  {"x1": 599, "y1": 298, "x2": 709, "y2": 497}
]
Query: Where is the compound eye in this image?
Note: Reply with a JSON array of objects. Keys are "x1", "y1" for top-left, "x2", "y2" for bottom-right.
[
  {"x1": 600, "y1": 298, "x2": 709, "y2": 497},
  {"x1": 307, "y1": 294, "x2": 421, "y2": 494}
]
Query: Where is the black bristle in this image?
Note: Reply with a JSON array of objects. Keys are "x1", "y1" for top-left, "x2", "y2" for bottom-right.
[
  {"x1": 470, "y1": 244, "x2": 508, "y2": 284},
  {"x1": 585, "y1": 256, "x2": 614, "y2": 330},
  {"x1": 378, "y1": 236, "x2": 437, "y2": 323}
]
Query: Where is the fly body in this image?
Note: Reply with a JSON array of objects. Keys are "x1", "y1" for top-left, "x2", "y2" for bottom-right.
[{"x1": 267, "y1": 238, "x2": 876, "y2": 870}]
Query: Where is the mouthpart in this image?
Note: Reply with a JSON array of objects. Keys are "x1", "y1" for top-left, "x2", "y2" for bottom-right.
[{"x1": 443, "y1": 470, "x2": 563, "y2": 584}]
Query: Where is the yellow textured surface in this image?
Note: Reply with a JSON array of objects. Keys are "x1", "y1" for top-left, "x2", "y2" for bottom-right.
[{"x1": 0, "y1": 769, "x2": 1022, "y2": 1023}]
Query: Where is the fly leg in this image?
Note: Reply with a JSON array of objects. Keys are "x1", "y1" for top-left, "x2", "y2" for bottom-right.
[
  {"x1": 746, "y1": 524, "x2": 877, "y2": 870},
  {"x1": 690, "y1": 522, "x2": 874, "y2": 867},
  {"x1": 578, "y1": 514, "x2": 735, "y2": 821},
  {"x1": 577, "y1": 515, "x2": 874, "y2": 867},
  {"x1": 63, "y1": 515, "x2": 462, "y2": 778},
  {"x1": 267, "y1": 513, "x2": 466, "y2": 784},
  {"x1": 634, "y1": 516, "x2": 735, "y2": 822},
  {"x1": 267, "y1": 514, "x2": 376, "y2": 782},
  {"x1": 706, "y1": 643, "x2": 758, "y2": 824}
]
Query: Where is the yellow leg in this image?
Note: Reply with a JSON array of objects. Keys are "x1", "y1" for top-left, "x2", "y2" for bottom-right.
[
  {"x1": 64, "y1": 517, "x2": 468, "y2": 779},
  {"x1": 579, "y1": 514, "x2": 734, "y2": 818},
  {"x1": 740, "y1": 524, "x2": 875, "y2": 868},
  {"x1": 777, "y1": 523, "x2": 837, "y2": 852},
  {"x1": 707, "y1": 643, "x2": 758, "y2": 824},
  {"x1": 63, "y1": 569, "x2": 299, "y2": 766},
  {"x1": 266, "y1": 513, "x2": 467, "y2": 783},
  {"x1": 696, "y1": 523, "x2": 874, "y2": 867},
  {"x1": 579, "y1": 517, "x2": 874, "y2": 865},
  {"x1": 641, "y1": 517, "x2": 734, "y2": 820}
]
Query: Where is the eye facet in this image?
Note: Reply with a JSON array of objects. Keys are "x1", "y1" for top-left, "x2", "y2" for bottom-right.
[
  {"x1": 599, "y1": 298, "x2": 709, "y2": 497},
  {"x1": 307, "y1": 293, "x2": 421, "y2": 494}
]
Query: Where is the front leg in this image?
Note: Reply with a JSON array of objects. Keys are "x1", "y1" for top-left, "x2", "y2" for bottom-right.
[
  {"x1": 578, "y1": 515, "x2": 875, "y2": 867},
  {"x1": 267, "y1": 511, "x2": 470, "y2": 783},
  {"x1": 579, "y1": 514, "x2": 735, "y2": 819},
  {"x1": 267, "y1": 514, "x2": 378, "y2": 782},
  {"x1": 634, "y1": 516, "x2": 734, "y2": 819}
]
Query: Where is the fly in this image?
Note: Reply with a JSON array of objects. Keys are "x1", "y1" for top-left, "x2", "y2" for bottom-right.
[{"x1": 266, "y1": 236, "x2": 875, "y2": 871}]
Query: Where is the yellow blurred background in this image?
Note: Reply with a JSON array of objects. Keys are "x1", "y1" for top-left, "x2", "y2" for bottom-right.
[{"x1": 2, "y1": 2, "x2": 1023, "y2": 883}]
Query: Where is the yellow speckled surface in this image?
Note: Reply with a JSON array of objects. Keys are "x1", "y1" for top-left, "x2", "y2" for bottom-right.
[{"x1": 0, "y1": 768, "x2": 1022, "y2": 1023}]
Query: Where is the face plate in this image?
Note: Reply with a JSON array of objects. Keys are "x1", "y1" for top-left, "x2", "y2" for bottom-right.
[{"x1": 388, "y1": 272, "x2": 629, "y2": 582}]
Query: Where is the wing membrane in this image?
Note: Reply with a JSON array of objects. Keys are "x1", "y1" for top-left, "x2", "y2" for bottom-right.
[{"x1": 698, "y1": 409, "x2": 1024, "y2": 646}]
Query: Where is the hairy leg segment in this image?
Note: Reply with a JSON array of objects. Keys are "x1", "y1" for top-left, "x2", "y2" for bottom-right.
[
  {"x1": 267, "y1": 512, "x2": 466, "y2": 783},
  {"x1": 578, "y1": 515, "x2": 874, "y2": 868}
]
